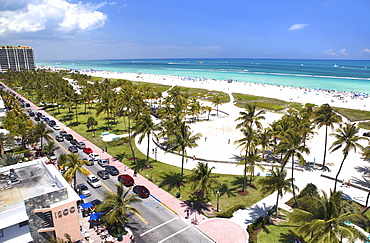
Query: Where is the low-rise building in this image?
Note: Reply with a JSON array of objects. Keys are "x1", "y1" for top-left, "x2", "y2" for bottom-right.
[{"x1": 0, "y1": 159, "x2": 82, "y2": 242}]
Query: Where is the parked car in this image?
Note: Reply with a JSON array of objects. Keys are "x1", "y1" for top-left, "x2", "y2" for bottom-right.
[
  {"x1": 53, "y1": 125, "x2": 60, "y2": 130},
  {"x1": 105, "y1": 166, "x2": 119, "y2": 176},
  {"x1": 82, "y1": 157, "x2": 94, "y2": 166},
  {"x1": 87, "y1": 174, "x2": 101, "y2": 188},
  {"x1": 83, "y1": 147, "x2": 93, "y2": 154},
  {"x1": 49, "y1": 120, "x2": 56, "y2": 127},
  {"x1": 90, "y1": 199, "x2": 102, "y2": 207},
  {"x1": 75, "y1": 183, "x2": 91, "y2": 197},
  {"x1": 68, "y1": 146, "x2": 78, "y2": 153},
  {"x1": 29, "y1": 112, "x2": 35, "y2": 117},
  {"x1": 25, "y1": 103, "x2": 30, "y2": 107},
  {"x1": 48, "y1": 152, "x2": 57, "y2": 161},
  {"x1": 90, "y1": 153, "x2": 101, "y2": 161},
  {"x1": 77, "y1": 142, "x2": 86, "y2": 149},
  {"x1": 97, "y1": 170, "x2": 110, "y2": 179},
  {"x1": 97, "y1": 158, "x2": 109, "y2": 167},
  {"x1": 65, "y1": 134, "x2": 73, "y2": 141},
  {"x1": 118, "y1": 174, "x2": 134, "y2": 187},
  {"x1": 70, "y1": 139, "x2": 78, "y2": 145},
  {"x1": 55, "y1": 135, "x2": 64, "y2": 142},
  {"x1": 36, "y1": 112, "x2": 42, "y2": 117},
  {"x1": 60, "y1": 131, "x2": 67, "y2": 137},
  {"x1": 133, "y1": 185, "x2": 150, "y2": 198},
  {"x1": 34, "y1": 116, "x2": 40, "y2": 121}
]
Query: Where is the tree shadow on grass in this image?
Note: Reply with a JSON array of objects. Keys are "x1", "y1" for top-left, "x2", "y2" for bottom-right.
[
  {"x1": 68, "y1": 121, "x2": 81, "y2": 127},
  {"x1": 114, "y1": 152, "x2": 127, "y2": 162},
  {"x1": 277, "y1": 229, "x2": 301, "y2": 243},
  {"x1": 159, "y1": 172, "x2": 183, "y2": 191},
  {"x1": 128, "y1": 159, "x2": 150, "y2": 173},
  {"x1": 231, "y1": 176, "x2": 258, "y2": 190},
  {"x1": 217, "y1": 183, "x2": 237, "y2": 198}
]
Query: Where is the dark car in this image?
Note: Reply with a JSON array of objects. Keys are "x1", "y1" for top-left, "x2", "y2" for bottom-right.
[
  {"x1": 118, "y1": 174, "x2": 134, "y2": 187},
  {"x1": 43, "y1": 117, "x2": 50, "y2": 123},
  {"x1": 25, "y1": 103, "x2": 30, "y2": 107},
  {"x1": 70, "y1": 139, "x2": 78, "y2": 145},
  {"x1": 60, "y1": 131, "x2": 67, "y2": 137},
  {"x1": 34, "y1": 116, "x2": 40, "y2": 121},
  {"x1": 36, "y1": 112, "x2": 42, "y2": 117},
  {"x1": 91, "y1": 199, "x2": 102, "y2": 207},
  {"x1": 105, "y1": 166, "x2": 119, "y2": 176},
  {"x1": 65, "y1": 134, "x2": 73, "y2": 141},
  {"x1": 82, "y1": 157, "x2": 94, "y2": 166},
  {"x1": 97, "y1": 170, "x2": 110, "y2": 179},
  {"x1": 75, "y1": 183, "x2": 91, "y2": 197},
  {"x1": 133, "y1": 185, "x2": 150, "y2": 198},
  {"x1": 48, "y1": 120, "x2": 56, "y2": 127},
  {"x1": 29, "y1": 112, "x2": 35, "y2": 117},
  {"x1": 55, "y1": 135, "x2": 64, "y2": 142},
  {"x1": 77, "y1": 142, "x2": 86, "y2": 149},
  {"x1": 68, "y1": 146, "x2": 78, "y2": 153}
]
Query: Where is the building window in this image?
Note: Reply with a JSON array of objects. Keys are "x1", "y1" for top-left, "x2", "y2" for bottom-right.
[
  {"x1": 0, "y1": 229, "x2": 3, "y2": 237},
  {"x1": 19, "y1": 221, "x2": 29, "y2": 227}
]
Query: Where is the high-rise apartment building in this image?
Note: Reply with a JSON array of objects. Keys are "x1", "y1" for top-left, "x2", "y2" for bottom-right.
[{"x1": 0, "y1": 45, "x2": 35, "y2": 72}]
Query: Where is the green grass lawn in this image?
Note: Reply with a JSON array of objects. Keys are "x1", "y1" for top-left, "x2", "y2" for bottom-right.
[
  {"x1": 39, "y1": 102, "x2": 266, "y2": 215},
  {"x1": 333, "y1": 107, "x2": 370, "y2": 122},
  {"x1": 232, "y1": 93, "x2": 301, "y2": 111},
  {"x1": 177, "y1": 86, "x2": 230, "y2": 103}
]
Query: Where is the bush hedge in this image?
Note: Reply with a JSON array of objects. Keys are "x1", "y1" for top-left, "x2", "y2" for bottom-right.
[{"x1": 216, "y1": 204, "x2": 246, "y2": 218}]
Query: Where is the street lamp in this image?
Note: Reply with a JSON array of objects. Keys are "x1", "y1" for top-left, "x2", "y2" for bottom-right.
[
  {"x1": 216, "y1": 191, "x2": 220, "y2": 212},
  {"x1": 154, "y1": 147, "x2": 157, "y2": 161}
]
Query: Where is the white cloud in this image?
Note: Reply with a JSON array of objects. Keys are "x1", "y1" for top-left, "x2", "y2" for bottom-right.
[
  {"x1": 338, "y1": 48, "x2": 349, "y2": 56},
  {"x1": 288, "y1": 24, "x2": 309, "y2": 31},
  {"x1": 361, "y1": 48, "x2": 370, "y2": 54},
  {"x1": 322, "y1": 49, "x2": 338, "y2": 56},
  {"x1": 0, "y1": 0, "x2": 107, "y2": 35}
]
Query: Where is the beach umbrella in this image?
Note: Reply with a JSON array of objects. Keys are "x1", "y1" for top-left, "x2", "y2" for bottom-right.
[
  {"x1": 89, "y1": 212, "x2": 103, "y2": 221},
  {"x1": 80, "y1": 202, "x2": 94, "y2": 209},
  {"x1": 79, "y1": 194, "x2": 87, "y2": 200}
]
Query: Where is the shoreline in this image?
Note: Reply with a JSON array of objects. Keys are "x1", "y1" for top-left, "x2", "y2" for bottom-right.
[{"x1": 38, "y1": 66, "x2": 370, "y2": 112}]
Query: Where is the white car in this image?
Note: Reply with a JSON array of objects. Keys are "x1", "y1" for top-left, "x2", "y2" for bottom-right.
[
  {"x1": 53, "y1": 125, "x2": 61, "y2": 130},
  {"x1": 89, "y1": 153, "x2": 101, "y2": 161},
  {"x1": 87, "y1": 174, "x2": 101, "y2": 188}
]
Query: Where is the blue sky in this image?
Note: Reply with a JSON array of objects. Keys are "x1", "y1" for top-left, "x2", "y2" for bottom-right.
[{"x1": 1, "y1": 0, "x2": 370, "y2": 61}]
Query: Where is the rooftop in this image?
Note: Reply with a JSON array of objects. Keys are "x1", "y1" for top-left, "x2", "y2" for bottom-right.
[{"x1": 0, "y1": 159, "x2": 64, "y2": 214}]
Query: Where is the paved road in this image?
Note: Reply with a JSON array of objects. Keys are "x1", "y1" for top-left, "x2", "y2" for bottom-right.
[{"x1": 24, "y1": 105, "x2": 214, "y2": 243}]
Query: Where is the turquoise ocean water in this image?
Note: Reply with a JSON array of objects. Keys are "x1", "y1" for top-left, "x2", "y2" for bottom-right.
[{"x1": 37, "y1": 59, "x2": 370, "y2": 94}]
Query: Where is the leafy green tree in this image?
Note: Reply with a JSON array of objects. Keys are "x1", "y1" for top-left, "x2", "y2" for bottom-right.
[
  {"x1": 258, "y1": 168, "x2": 294, "y2": 217},
  {"x1": 235, "y1": 104, "x2": 265, "y2": 130},
  {"x1": 256, "y1": 128, "x2": 271, "y2": 160},
  {"x1": 313, "y1": 104, "x2": 342, "y2": 170},
  {"x1": 62, "y1": 153, "x2": 90, "y2": 188},
  {"x1": 188, "y1": 162, "x2": 220, "y2": 202},
  {"x1": 290, "y1": 190, "x2": 368, "y2": 243},
  {"x1": 96, "y1": 184, "x2": 141, "y2": 237},
  {"x1": 86, "y1": 116, "x2": 98, "y2": 136},
  {"x1": 330, "y1": 123, "x2": 366, "y2": 192},
  {"x1": 0, "y1": 132, "x2": 14, "y2": 155},
  {"x1": 244, "y1": 146, "x2": 264, "y2": 184}
]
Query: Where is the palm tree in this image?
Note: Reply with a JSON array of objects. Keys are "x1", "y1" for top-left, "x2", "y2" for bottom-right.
[
  {"x1": 258, "y1": 168, "x2": 294, "y2": 217},
  {"x1": 256, "y1": 128, "x2": 271, "y2": 160},
  {"x1": 235, "y1": 104, "x2": 265, "y2": 130},
  {"x1": 96, "y1": 184, "x2": 141, "y2": 237},
  {"x1": 244, "y1": 146, "x2": 265, "y2": 184},
  {"x1": 0, "y1": 132, "x2": 13, "y2": 155},
  {"x1": 313, "y1": 104, "x2": 342, "y2": 170},
  {"x1": 187, "y1": 162, "x2": 220, "y2": 202},
  {"x1": 277, "y1": 130, "x2": 310, "y2": 205},
  {"x1": 33, "y1": 122, "x2": 53, "y2": 150},
  {"x1": 0, "y1": 153, "x2": 24, "y2": 166},
  {"x1": 290, "y1": 190, "x2": 368, "y2": 243},
  {"x1": 62, "y1": 153, "x2": 90, "y2": 188},
  {"x1": 211, "y1": 94, "x2": 222, "y2": 116},
  {"x1": 132, "y1": 114, "x2": 158, "y2": 167},
  {"x1": 330, "y1": 123, "x2": 366, "y2": 192},
  {"x1": 167, "y1": 120, "x2": 200, "y2": 183},
  {"x1": 234, "y1": 126, "x2": 257, "y2": 192}
]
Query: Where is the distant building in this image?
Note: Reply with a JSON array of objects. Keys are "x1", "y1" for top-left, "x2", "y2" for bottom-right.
[
  {"x1": 0, "y1": 45, "x2": 35, "y2": 72},
  {"x1": 0, "y1": 159, "x2": 82, "y2": 242}
]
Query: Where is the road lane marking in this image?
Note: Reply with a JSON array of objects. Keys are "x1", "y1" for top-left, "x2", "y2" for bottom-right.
[
  {"x1": 142, "y1": 199, "x2": 159, "y2": 207},
  {"x1": 157, "y1": 225, "x2": 191, "y2": 243},
  {"x1": 140, "y1": 217, "x2": 177, "y2": 236},
  {"x1": 133, "y1": 211, "x2": 148, "y2": 224}
]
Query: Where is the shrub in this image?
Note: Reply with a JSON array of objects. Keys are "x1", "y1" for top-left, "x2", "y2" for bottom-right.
[
  {"x1": 216, "y1": 204, "x2": 246, "y2": 218},
  {"x1": 298, "y1": 183, "x2": 318, "y2": 198},
  {"x1": 247, "y1": 217, "x2": 270, "y2": 243}
]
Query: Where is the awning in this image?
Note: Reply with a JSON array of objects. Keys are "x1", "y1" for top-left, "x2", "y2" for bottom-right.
[
  {"x1": 89, "y1": 212, "x2": 103, "y2": 221},
  {"x1": 80, "y1": 202, "x2": 94, "y2": 209},
  {"x1": 79, "y1": 194, "x2": 87, "y2": 200}
]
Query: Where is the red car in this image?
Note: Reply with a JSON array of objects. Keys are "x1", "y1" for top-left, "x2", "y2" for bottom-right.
[
  {"x1": 83, "y1": 147, "x2": 93, "y2": 154},
  {"x1": 118, "y1": 174, "x2": 134, "y2": 187},
  {"x1": 133, "y1": 185, "x2": 150, "y2": 198}
]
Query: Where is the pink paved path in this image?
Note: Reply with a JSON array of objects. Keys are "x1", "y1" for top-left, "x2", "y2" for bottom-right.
[{"x1": 3, "y1": 83, "x2": 248, "y2": 243}]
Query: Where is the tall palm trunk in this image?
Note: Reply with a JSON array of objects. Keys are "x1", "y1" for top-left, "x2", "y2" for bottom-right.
[
  {"x1": 127, "y1": 113, "x2": 136, "y2": 163},
  {"x1": 275, "y1": 190, "x2": 280, "y2": 218},
  {"x1": 334, "y1": 154, "x2": 348, "y2": 192},
  {"x1": 181, "y1": 148, "x2": 185, "y2": 183},
  {"x1": 291, "y1": 155, "x2": 299, "y2": 206},
  {"x1": 322, "y1": 125, "x2": 328, "y2": 170},
  {"x1": 243, "y1": 149, "x2": 248, "y2": 192},
  {"x1": 146, "y1": 132, "x2": 150, "y2": 167}
]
